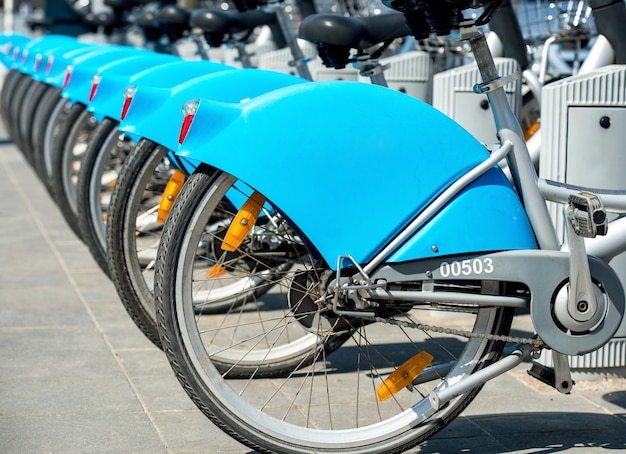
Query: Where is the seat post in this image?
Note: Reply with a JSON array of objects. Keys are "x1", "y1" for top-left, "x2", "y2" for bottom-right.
[{"x1": 265, "y1": 1, "x2": 313, "y2": 80}]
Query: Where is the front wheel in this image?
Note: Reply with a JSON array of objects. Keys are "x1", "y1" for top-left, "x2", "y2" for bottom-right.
[{"x1": 155, "y1": 167, "x2": 514, "y2": 453}]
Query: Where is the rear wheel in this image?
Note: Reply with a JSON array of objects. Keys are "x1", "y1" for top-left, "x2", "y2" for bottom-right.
[{"x1": 155, "y1": 168, "x2": 514, "y2": 453}]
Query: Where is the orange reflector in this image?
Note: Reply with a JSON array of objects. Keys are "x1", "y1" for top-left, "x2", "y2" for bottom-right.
[
  {"x1": 376, "y1": 351, "x2": 433, "y2": 402},
  {"x1": 156, "y1": 170, "x2": 186, "y2": 223},
  {"x1": 207, "y1": 264, "x2": 227, "y2": 279},
  {"x1": 221, "y1": 191, "x2": 266, "y2": 252},
  {"x1": 524, "y1": 119, "x2": 540, "y2": 141}
]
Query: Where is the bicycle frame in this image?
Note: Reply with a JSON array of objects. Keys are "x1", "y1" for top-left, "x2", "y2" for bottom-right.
[{"x1": 176, "y1": 19, "x2": 624, "y2": 359}]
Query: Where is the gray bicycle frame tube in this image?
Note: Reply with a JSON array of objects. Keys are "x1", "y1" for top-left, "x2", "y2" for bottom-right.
[{"x1": 466, "y1": 26, "x2": 560, "y2": 252}]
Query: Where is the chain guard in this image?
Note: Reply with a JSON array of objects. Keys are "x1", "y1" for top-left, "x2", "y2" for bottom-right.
[{"x1": 371, "y1": 250, "x2": 625, "y2": 356}]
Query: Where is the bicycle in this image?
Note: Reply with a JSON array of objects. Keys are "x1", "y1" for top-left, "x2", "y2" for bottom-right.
[{"x1": 152, "y1": 0, "x2": 625, "y2": 452}]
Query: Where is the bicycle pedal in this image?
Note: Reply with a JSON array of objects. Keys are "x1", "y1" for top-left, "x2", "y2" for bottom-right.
[
  {"x1": 527, "y1": 360, "x2": 574, "y2": 394},
  {"x1": 567, "y1": 192, "x2": 608, "y2": 237},
  {"x1": 527, "y1": 361, "x2": 556, "y2": 388}
]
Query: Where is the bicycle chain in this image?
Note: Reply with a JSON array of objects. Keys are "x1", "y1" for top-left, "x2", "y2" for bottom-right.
[{"x1": 375, "y1": 316, "x2": 546, "y2": 347}]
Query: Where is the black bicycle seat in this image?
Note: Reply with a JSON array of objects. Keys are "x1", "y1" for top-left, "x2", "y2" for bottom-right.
[
  {"x1": 190, "y1": 8, "x2": 277, "y2": 47},
  {"x1": 104, "y1": 0, "x2": 157, "y2": 8},
  {"x1": 155, "y1": 5, "x2": 191, "y2": 26},
  {"x1": 382, "y1": 0, "x2": 502, "y2": 38},
  {"x1": 133, "y1": 9, "x2": 158, "y2": 28},
  {"x1": 299, "y1": 12, "x2": 409, "y2": 69},
  {"x1": 83, "y1": 11, "x2": 117, "y2": 28}
]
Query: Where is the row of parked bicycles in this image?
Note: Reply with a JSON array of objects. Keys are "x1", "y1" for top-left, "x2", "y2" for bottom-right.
[{"x1": 1, "y1": 0, "x2": 625, "y2": 451}]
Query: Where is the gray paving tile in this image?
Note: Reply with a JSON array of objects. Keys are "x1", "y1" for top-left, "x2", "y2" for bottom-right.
[
  {"x1": 0, "y1": 414, "x2": 167, "y2": 454},
  {"x1": 150, "y1": 410, "x2": 255, "y2": 454}
]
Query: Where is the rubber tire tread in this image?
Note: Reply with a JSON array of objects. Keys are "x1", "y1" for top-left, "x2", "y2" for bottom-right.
[
  {"x1": 76, "y1": 118, "x2": 118, "y2": 277},
  {"x1": 32, "y1": 90, "x2": 64, "y2": 195},
  {"x1": 7, "y1": 74, "x2": 32, "y2": 154},
  {"x1": 106, "y1": 138, "x2": 164, "y2": 349},
  {"x1": 19, "y1": 81, "x2": 51, "y2": 165},
  {"x1": 49, "y1": 102, "x2": 89, "y2": 240}
]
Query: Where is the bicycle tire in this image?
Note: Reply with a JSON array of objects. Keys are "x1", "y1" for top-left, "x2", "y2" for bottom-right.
[
  {"x1": 155, "y1": 167, "x2": 514, "y2": 453},
  {"x1": 76, "y1": 117, "x2": 130, "y2": 276},
  {"x1": 106, "y1": 139, "x2": 170, "y2": 348},
  {"x1": 7, "y1": 73, "x2": 33, "y2": 154},
  {"x1": 19, "y1": 80, "x2": 51, "y2": 164},
  {"x1": 49, "y1": 102, "x2": 94, "y2": 240},
  {"x1": 32, "y1": 91, "x2": 66, "y2": 195},
  {"x1": 0, "y1": 69, "x2": 22, "y2": 133}
]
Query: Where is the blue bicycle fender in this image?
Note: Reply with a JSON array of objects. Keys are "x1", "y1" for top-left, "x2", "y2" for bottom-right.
[
  {"x1": 178, "y1": 80, "x2": 537, "y2": 266},
  {"x1": 24, "y1": 38, "x2": 105, "y2": 82},
  {"x1": 15, "y1": 35, "x2": 87, "y2": 76},
  {"x1": 0, "y1": 34, "x2": 31, "y2": 68},
  {"x1": 87, "y1": 59, "x2": 233, "y2": 122},
  {"x1": 39, "y1": 43, "x2": 121, "y2": 88},
  {"x1": 61, "y1": 47, "x2": 159, "y2": 104},
  {"x1": 120, "y1": 68, "x2": 308, "y2": 151}
]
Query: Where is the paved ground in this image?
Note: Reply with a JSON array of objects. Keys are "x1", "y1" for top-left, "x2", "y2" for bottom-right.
[{"x1": 0, "y1": 77, "x2": 625, "y2": 454}]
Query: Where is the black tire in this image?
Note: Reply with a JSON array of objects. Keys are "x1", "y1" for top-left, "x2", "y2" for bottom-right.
[
  {"x1": 31, "y1": 91, "x2": 66, "y2": 195},
  {"x1": 155, "y1": 167, "x2": 514, "y2": 454},
  {"x1": 76, "y1": 117, "x2": 131, "y2": 277},
  {"x1": 49, "y1": 102, "x2": 94, "y2": 240},
  {"x1": 0, "y1": 69, "x2": 23, "y2": 134},
  {"x1": 106, "y1": 139, "x2": 170, "y2": 348},
  {"x1": 6, "y1": 73, "x2": 33, "y2": 153},
  {"x1": 18, "y1": 80, "x2": 51, "y2": 164}
]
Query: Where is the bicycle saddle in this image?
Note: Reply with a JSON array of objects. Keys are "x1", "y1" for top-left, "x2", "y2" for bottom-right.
[
  {"x1": 155, "y1": 5, "x2": 191, "y2": 26},
  {"x1": 155, "y1": 5, "x2": 192, "y2": 42},
  {"x1": 298, "y1": 13, "x2": 409, "y2": 68},
  {"x1": 189, "y1": 9, "x2": 277, "y2": 47},
  {"x1": 382, "y1": 0, "x2": 503, "y2": 38},
  {"x1": 83, "y1": 11, "x2": 118, "y2": 29}
]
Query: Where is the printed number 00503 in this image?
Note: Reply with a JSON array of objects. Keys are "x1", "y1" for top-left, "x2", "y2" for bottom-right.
[{"x1": 439, "y1": 258, "x2": 494, "y2": 277}]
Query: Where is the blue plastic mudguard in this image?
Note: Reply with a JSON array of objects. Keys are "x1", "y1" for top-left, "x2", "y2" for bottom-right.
[
  {"x1": 0, "y1": 34, "x2": 32, "y2": 68},
  {"x1": 38, "y1": 43, "x2": 124, "y2": 88},
  {"x1": 120, "y1": 68, "x2": 308, "y2": 151},
  {"x1": 88, "y1": 59, "x2": 234, "y2": 122},
  {"x1": 18, "y1": 36, "x2": 105, "y2": 81},
  {"x1": 61, "y1": 47, "x2": 176, "y2": 105},
  {"x1": 178, "y1": 80, "x2": 537, "y2": 266},
  {"x1": 13, "y1": 35, "x2": 88, "y2": 76}
]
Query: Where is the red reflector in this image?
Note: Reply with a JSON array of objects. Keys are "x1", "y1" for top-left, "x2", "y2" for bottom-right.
[
  {"x1": 121, "y1": 97, "x2": 132, "y2": 120},
  {"x1": 89, "y1": 74, "x2": 101, "y2": 103},
  {"x1": 21, "y1": 49, "x2": 28, "y2": 65},
  {"x1": 178, "y1": 99, "x2": 199, "y2": 145},
  {"x1": 120, "y1": 85, "x2": 136, "y2": 121},
  {"x1": 34, "y1": 54, "x2": 42, "y2": 72},
  {"x1": 62, "y1": 65, "x2": 73, "y2": 89},
  {"x1": 178, "y1": 114, "x2": 194, "y2": 145},
  {"x1": 12, "y1": 47, "x2": 19, "y2": 61},
  {"x1": 45, "y1": 56, "x2": 54, "y2": 75}
]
